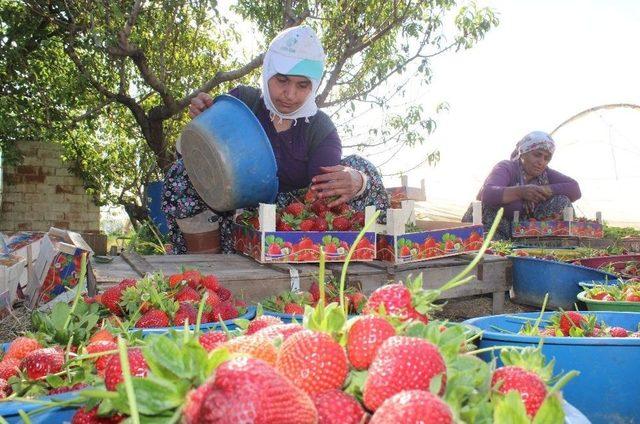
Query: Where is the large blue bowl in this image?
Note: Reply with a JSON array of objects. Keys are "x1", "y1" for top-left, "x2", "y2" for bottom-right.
[
  {"x1": 464, "y1": 311, "x2": 640, "y2": 424},
  {"x1": 510, "y1": 256, "x2": 617, "y2": 309},
  {"x1": 180, "y1": 94, "x2": 278, "y2": 211},
  {"x1": 0, "y1": 391, "x2": 81, "y2": 424}
]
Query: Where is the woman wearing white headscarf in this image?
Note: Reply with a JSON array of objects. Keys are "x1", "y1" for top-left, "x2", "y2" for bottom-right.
[
  {"x1": 462, "y1": 131, "x2": 581, "y2": 240},
  {"x1": 163, "y1": 26, "x2": 390, "y2": 254}
]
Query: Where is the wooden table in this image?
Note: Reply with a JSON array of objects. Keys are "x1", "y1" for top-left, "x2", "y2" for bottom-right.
[{"x1": 91, "y1": 253, "x2": 510, "y2": 313}]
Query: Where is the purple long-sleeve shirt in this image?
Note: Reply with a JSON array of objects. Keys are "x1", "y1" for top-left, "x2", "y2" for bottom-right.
[
  {"x1": 477, "y1": 160, "x2": 581, "y2": 218},
  {"x1": 229, "y1": 88, "x2": 342, "y2": 193}
]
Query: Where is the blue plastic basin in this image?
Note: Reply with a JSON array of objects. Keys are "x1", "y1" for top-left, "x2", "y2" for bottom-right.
[
  {"x1": 510, "y1": 256, "x2": 617, "y2": 309},
  {"x1": 180, "y1": 94, "x2": 278, "y2": 212},
  {"x1": 464, "y1": 311, "x2": 640, "y2": 424},
  {"x1": 136, "y1": 306, "x2": 256, "y2": 335}
]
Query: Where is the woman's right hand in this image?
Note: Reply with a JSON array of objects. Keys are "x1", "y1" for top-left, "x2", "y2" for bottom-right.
[
  {"x1": 519, "y1": 185, "x2": 552, "y2": 203},
  {"x1": 188, "y1": 92, "x2": 214, "y2": 118}
]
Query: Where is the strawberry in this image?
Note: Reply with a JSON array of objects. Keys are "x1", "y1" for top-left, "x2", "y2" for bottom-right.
[
  {"x1": 310, "y1": 200, "x2": 328, "y2": 215},
  {"x1": 370, "y1": 390, "x2": 453, "y2": 424},
  {"x1": 609, "y1": 326, "x2": 629, "y2": 337},
  {"x1": 268, "y1": 243, "x2": 282, "y2": 255},
  {"x1": 313, "y1": 217, "x2": 328, "y2": 232},
  {"x1": 100, "y1": 285, "x2": 125, "y2": 316},
  {"x1": 183, "y1": 357, "x2": 317, "y2": 424},
  {"x1": 285, "y1": 202, "x2": 305, "y2": 217},
  {"x1": 332, "y1": 216, "x2": 352, "y2": 231},
  {"x1": 364, "y1": 283, "x2": 412, "y2": 316},
  {"x1": 298, "y1": 237, "x2": 314, "y2": 250},
  {"x1": 324, "y1": 243, "x2": 338, "y2": 254},
  {"x1": 168, "y1": 273, "x2": 185, "y2": 288},
  {"x1": 175, "y1": 286, "x2": 201, "y2": 303},
  {"x1": 348, "y1": 293, "x2": 367, "y2": 314},
  {"x1": 255, "y1": 323, "x2": 305, "y2": 341},
  {"x1": 217, "y1": 302, "x2": 239, "y2": 320},
  {"x1": 86, "y1": 341, "x2": 118, "y2": 375},
  {"x1": 351, "y1": 211, "x2": 365, "y2": 228},
  {"x1": 118, "y1": 279, "x2": 137, "y2": 289},
  {"x1": 89, "y1": 329, "x2": 116, "y2": 345},
  {"x1": 491, "y1": 366, "x2": 547, "y2": 418},
  {"x1": 625, "y1": 293, "x2": 640, "y2": 302},
  {"x1": 205, "y1": 290, "x2": 221, "y2": 309},
  {"x1": 201, "y1": 275, "x2": 220, "y2": 291},
  {"x1": 300, "y1": 218, "x2": 316, "y2": 232},
  {"x1": 309, "y1": 281, "x2": 320, "y2": 303},
  {"x1": 304, "y1": 189, "x2": 317, "y2": 204},
  {"x1": 5, "y1": 336, "x2": 41, "y2": 360},
  {"x1": 312, "y1": 389, "x2": 366, "y2": 424},
  {"x1": 246, "y1": 315, "x2": 283, "y2": 335},
  {"x1": 48, "y1": 383, "x2": 88, "y2": 395},
  {"x1": 331, "y1": 203, "x2": 351, "y2": 215},
  {"x1": 284, "y1": 303, "x2": 305, "y2": 315},
  {"x1": 174, "y1": 302, "x2": 198, "y2": 326},
  {"x1": 400, "y1": 245, "x2": 411, "y2": 256},
  {"x1": 222, "y1": 335, "x2": 278, "y2": 365},
  {"x1": 276, "y1": 330, "x2": 348, "y2": 395},
  {"x1": 0, "y1": 358, "x2": 20, "y2": 381},
  {"x1": 198, "y1": 332, "x2": 228, "y2": 352},
  {"x1": 276, "y1": 221, "x2": 293, "y2": 231},
  {"x1": 135, "y1": 309, "x2": 170, "y2": 328},
  {"x1": 363, "y1": 336, "x2": 446, "y2": 411},
  {"x1": 558, "y1": 311, "x2": 586, "y2": 336},
  {"x1": 104, "y1": 348, "x2": 148, "y2": 391},
  {"x1": 346, "y1": 315, "x2": 396, "y2": 370},
  {"x1": 0, "y1": 378, "x2": 9, "y2": 398},
  {"x1": 71, "y1": 406, "x2": 124, "y2": 423},
  {"x1": 183, "y1": 270, "x2": 203, "y2": 289},
  {"x1": 21, "y1": 347, "x2": 65, "y2": 380}
]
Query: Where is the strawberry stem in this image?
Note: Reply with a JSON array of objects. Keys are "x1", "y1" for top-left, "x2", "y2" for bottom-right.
[
  {"x1": 339, "y1": 211, "x2": 381, "y2": 308},
  {"x1": 465, "y1": 345, "x2": 523, "y2": 356},
  {"x1": 440, "y1": 208, "x2": 503, "y2": 292},
  {"x1": 318, "y1": 247, "x2": 326, "y2": 306},
  {"x1": 549, "y1": 370, "x2": 579, "y2": 394},
  {"x1": 195, "y1": 293, "x2": 207, "y2": 335},
  {"x1": 117, "y1": 336, "x2": 140, "y2": 424}
]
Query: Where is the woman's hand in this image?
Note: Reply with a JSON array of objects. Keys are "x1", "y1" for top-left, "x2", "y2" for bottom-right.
[
  {"x1": 310, "y1": 166, "x2": 364, "y2": 207},
  {"x1": 519, "y1": 185, "x2": 552, "y2": 203},
  {"x1": 188, "y1": 92, "x2": 214, "y2": 118}
]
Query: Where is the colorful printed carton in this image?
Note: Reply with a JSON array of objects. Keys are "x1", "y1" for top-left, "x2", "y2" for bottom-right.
[
  {"x1": 512, "y1": 219, "x2": 604, "y2": 239},
  {"x1": 233, "y1": 204, "x2": 377, "y2": 263}
]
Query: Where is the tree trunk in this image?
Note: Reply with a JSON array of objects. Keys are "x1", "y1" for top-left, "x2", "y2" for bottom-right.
[
  {"x1": 147, "y1": 115, "x2": 175, "y2": 172},
  {"x1": 123, "y1": 202, "x2": 149, "y2": 228}
]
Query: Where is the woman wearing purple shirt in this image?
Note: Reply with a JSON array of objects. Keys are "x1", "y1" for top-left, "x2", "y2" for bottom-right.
[
  {"x1": 462, "y1": 131, "x2": 581, "y2": 240},
  {"x1": 162, "y1": 26, "x2": 390, "y2": 254}
]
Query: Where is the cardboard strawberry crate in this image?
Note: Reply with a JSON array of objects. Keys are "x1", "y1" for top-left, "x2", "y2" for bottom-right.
[
  {"x1": 376, "y1": 201, "x2": 484, "y2": 264},
  {"x1": 1, "y1": 231, "x2": 46, "y2": 290},
  {"x1": 233, "y1": 204, "x2": 377, "y2": 263},
  {"x1": 27, "y1": 228, "x2": 93, "y2": 309},
  {"x1": 512, "y1": 215, "x2": 603, "y2": 239},
  {"x1": 0, "y1": 253, "x2": 26, "y2": 312},
  {"x1": 385, "y1": 176, "x2": 426, "y2": 208}
]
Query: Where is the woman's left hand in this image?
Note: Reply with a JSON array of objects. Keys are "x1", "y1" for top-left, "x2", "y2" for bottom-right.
[{"x1": 310, "y1": 166, "x2": 364, "y2": 207}]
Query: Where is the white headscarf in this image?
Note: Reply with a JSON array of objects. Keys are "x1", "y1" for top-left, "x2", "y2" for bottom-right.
[
  {"x1": 510, "y1": 131, "x2": 556, "y2": 160},
  {"x1": 261, "y1": 25, "x2": 325, "y2": 122}
]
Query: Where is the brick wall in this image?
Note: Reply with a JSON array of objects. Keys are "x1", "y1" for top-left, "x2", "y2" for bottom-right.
[{"x1": 0, "y1": 142, "x2": 100, "y2": 232}]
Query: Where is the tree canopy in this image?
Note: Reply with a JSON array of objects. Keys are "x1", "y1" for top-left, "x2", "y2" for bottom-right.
[{"x1": 0, "y1": 0, "x2": 497, "y2": 225}]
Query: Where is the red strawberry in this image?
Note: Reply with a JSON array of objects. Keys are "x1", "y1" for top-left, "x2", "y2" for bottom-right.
[
  {"x1": 363, "y1": 336, "x2": 446, "y2": 411},
  {"x1": 314, "y1": 217, "x2": 329, "y2": 232},
  {"x1": 285, "y1": 202, "x2": 305, "y2": 217},
  {"x1": 609, "y1": 327, "x2": 629, "y2": 337},
  {"x1": 364, "y1": 283, "x2": 412, "y2": 316},
  {"x1": 348, "y1": 293, "x2": 367, "y2": 313},
  {"x1": 100, "y1": 285, "x2": 125, "y2": 316},
  {"x1": 86, "y1": 341, "x2": 118, "y2": 375},
  {"x1": 400, "y1": 245, "x2": 411, "y2": 257},
  {"x1": 5, "y1": 336, "x2": 41, "y2": 360},
  {"x1": 0, "y1": 358, "x2": 20, "y2": 381},
  {"x1": 175, "y1": 286, "x2": 201, "y2": 303},
  {"x1": 277, "y1": 221, "x2": 293, "y2": 231},
  {"x1": 309, "y1": 281, "x2": 320, "y2": 303},
  {"x1": 135, "y1": 309, "x2": 170, "y2": 328},
  {"x1": 205, "y1": 290, "x2": 221, "y2": 310},
  {"x1": 346, "y1": 316, "x2": 396, "y2": 370},
  {"x1": 174, "y1": 302, "x2": 198, "y2": 326},
  {"x1": 21, "y1": 347, "x2": 65, "y2": 380},
  {"x1": 255, "y1": 323, "x2": 304, "y2": 341},
  {"x1": 198, "y1": 332, "x2": 228, "y2": 352},
  {"x1": 118, "y1": 279, "x2": 137, "y2": 289},
  {"x1": 312, "y1": 389, "x2": 366, "y2": 424},
  {"x1": 182, "y1": 270, "x2": 202, "y2": 289},
  {"x1": 0, "y1": 378, "x2": 10, "y2": 398},
  {"x1": 246, "y1": 315, "x2": 283, "y2": 335},
  {"x1": 168, "y1": 273, "x2": 185, "y2": 288},
  {"x1": 331, "y1": 203, "x2": 351, "y2": 215},
  {"x1": 324, "y1": 243, "x2": 338, "y2": 254},
  {"x1": 215, "y1": 286, "x2": 233, "y2": 302},
  {"x1": 276, "y1": 330, "x2": 348, "y2": 395},
  {"x1": 558, "y1": 311, "x2": 586, "y2": 336},
  {"x1": 201, "y1": 275, "x2": 220, "y2": 291},
  {"x1": 89, "y1": 329, "x2": 116, "y2": 345},
  {"x1": 284, "y1": 303, "x2": 305, "y2": 315},
  {"x1": 71, "y1": 406, "x2": 124, "y2": 423},
  {"x1": 311, "y1": 200, "x2": 329, "y2": 215},
  {"x1": 304, "y1": 189, "x2": 317, "y2": 204},
  {"x1": 268, "y1": 243, "x2": 282, "y2": 255},
  {"x1": 104, "y1": 348, "x2": 148, "y2": 391},
  {"x1": 351, "y1": 211, "x2": 365, "y2": 228},
  {"x1": 332, "y1": 216, "x2": 352, "y2": 231},
  {"x1": 48, "y1": 382, "x2": 88, "y2": 395},
  {"x1": 300, "y1": 219, "x2": 316, "y2": 232},
  {"x1": 625, "y1": 293, "x2": 640, "y2": 302},
  {"x1": 183, "y1": 357, "x2": 317, "y2": 424},
  {"x1": 370, "y1": 390, "x2": 453, "y2": 424},
  {"x1": 217, "y1": 302, "x2": 239, "y2": 320},
  {"x1": 492, "y1": 366, "x2": 547, "y2": 418}
]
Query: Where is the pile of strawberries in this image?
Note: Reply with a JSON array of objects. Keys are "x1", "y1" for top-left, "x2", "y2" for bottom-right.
[
  {"x1": 59, "y1": 274, "x2": 573, "y2": 424},
  {"x1": 261, "y1": 279, "x2": 367, "y2": 316},
  {"x1": 521, "y1": 310, "x2": 640, "y2": 338},
  {"x1": 236, "y1": 189, "x2": 366, "y2": 232},
  {"x1": 92, "y1": 270, "x2": 246, "y2": 329},
  {"x1": 582, "y1": 279, "x2": 640, "y2": 302}
]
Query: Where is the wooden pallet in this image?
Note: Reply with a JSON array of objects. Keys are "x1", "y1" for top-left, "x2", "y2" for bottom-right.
[{"x1": 91, "y1": 253, "x2": 510, "y2": 313}]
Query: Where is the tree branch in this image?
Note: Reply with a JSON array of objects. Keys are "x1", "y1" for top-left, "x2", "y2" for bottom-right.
[{"x1": 175, "y1": 53, "x2": 265, "y2": 111}]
